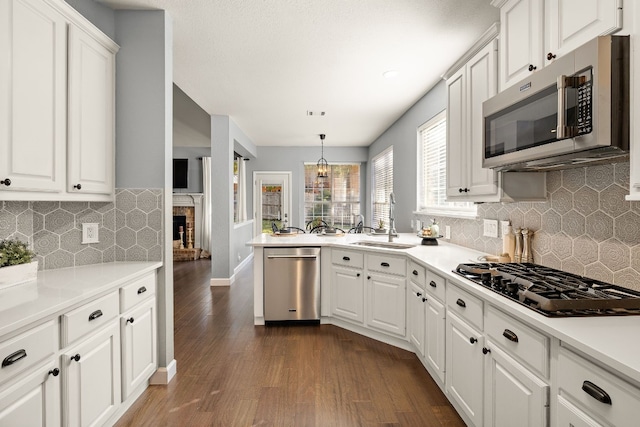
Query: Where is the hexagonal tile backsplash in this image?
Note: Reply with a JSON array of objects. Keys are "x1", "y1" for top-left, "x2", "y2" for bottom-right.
[
  {"x1": 417, "y1": 162, "x2": 640, "y2": 291},
  {"x1": 0, "y1": 189, "x2": 163, "y2": 270}
]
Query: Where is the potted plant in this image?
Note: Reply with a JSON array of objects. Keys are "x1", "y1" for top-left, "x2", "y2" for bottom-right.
[
  {"x1": 375, "y1": 219, "x2": 386, "y2": 234},
  {"x1": 0, "y1": 238, "x2": 38, "y2": 290}
]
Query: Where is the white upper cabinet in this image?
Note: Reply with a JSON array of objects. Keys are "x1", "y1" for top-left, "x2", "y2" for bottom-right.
[
  {"x1": 494, "y1": 0, "x2": 623, "y2": 90},
  {"x1": 67, "y1": 25, "x2": 116, "y2": 195},
  {"x1": 496, "y1": 0, "x2": 544, "y2": 90},
  {"x1": 0, "y1": 0, "x2": 118, "y2": 201},
  {"x1": 446, "y1": 39, "x2": 500, "y2": 201},
  {"x1": 0, "y1": 0, "x2": 67, "y2": 194},
  {"x1": 545, "y1": 0, "x2": 622, "y2": 64}
]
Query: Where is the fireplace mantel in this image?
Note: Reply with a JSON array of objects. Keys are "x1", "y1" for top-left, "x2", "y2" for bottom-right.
[{"x1": 173, "y1": 193, "x2": 203, "y2": 249}]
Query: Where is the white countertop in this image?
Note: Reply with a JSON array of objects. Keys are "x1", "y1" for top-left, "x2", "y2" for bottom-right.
[
  {"x1": 0, "y1": 261, "x2": 162, "y2": 338},
  {"x1": 249, "y1": 232, "x2": 640, "y2": 385}
]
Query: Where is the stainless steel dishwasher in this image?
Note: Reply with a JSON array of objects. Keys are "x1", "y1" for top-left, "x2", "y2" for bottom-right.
[{"x1": 263, "y1": 247, "x2": 321, "y2": 322}]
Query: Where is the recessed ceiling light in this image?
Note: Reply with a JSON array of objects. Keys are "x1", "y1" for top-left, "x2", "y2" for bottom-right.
[
  {"x1": 307, "y1": 111, "x2": 326, "y2": 116},
  {"x1": 383, "y1": 70, "x2": 399, "y2": 79}
]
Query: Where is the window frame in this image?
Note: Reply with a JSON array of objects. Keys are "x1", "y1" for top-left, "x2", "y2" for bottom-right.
[{"x1": 416, "y1": 110, "x2": 477, "y2": 218}]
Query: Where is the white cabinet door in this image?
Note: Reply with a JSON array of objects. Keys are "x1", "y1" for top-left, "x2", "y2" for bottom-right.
[
  {"x1": 484, "y1": 342, "x2": 549, "y2": 427},
  {"x1": 63, "y1": 322, "x2": 121, "y2": 427},
  {"x1": 0, "y1": 0, "x2": 66, "y2": 194},
  {"x1": 545, "y1": 0, "x2": 621, "y2": 64},
  {"x1": 446, "y1": 67, "x2": 467, "y2": 197},
  {"x1": 331, "y1": 265, "x2": 364, "y2": 324},
  {"x1": 408, "y1": 280, "x2": 425, "y2": 357},
  {"x1": 0, "y1": 360, "x2": 60, "y2": 427},
  {"x1": 366, "y1": 273, "x2": 406, "y2": 337},
  {"x1": 425, "y1": 297, "x2": 445, "y2": 385},
  {"x1": 446, "y1": 40, "x2": 499, "y2": 201},
  {"x1": 467, "y1": 40, "x2": 498, "y2": 197},
  {"x1": 498, "y1": 0, "x2": 544, "y2": 90},
  {"x1": 121, "y1": 298, "x2": 157, "y2": 400},
  {"x1": 67, "y1": 25, "x2": 115, "y2": 195},
  {"x1": 446, "y1": 311, "x2": 484, "y2": 426}
]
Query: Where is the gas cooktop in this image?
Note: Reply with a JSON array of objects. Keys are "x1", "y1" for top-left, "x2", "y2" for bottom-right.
[{"x1": 453, "y1": 263, "x2": 640, "y2": 317}]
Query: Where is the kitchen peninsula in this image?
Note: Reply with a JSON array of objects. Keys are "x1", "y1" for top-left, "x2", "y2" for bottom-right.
[{"x1": 249, "y1": 233, "x2": 640, "y2": 426}]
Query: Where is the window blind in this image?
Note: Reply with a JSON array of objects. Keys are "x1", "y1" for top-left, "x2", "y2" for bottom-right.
[{"x1": 372, "y1": 146, "x2": 393, "y2": 229}]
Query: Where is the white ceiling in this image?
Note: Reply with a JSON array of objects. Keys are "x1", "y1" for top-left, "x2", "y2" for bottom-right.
[{"x1": 101, "y1": 0, "x2": 498, "y2": 147}]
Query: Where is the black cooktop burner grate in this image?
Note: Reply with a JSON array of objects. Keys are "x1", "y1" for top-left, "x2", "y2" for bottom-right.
[{"x1": 453, "y1": 262, "x2": 640, "y2": 317}]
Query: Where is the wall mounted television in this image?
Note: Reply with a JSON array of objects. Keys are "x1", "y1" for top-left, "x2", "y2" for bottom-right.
[{"x1": 173, "y1": 158, "x2": 189, "y2": 189}]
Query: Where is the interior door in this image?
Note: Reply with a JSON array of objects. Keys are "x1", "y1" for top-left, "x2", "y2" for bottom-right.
[{"x1": 253, "y1": 172, "x2": 292, "y2": 235}]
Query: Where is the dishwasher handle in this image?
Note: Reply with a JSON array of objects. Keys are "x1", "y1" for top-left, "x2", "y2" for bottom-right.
[{"x1": 266, "y1": 254, "x2": 319, "y2": 259}]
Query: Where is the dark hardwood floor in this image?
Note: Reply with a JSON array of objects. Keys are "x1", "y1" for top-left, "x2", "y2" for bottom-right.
[{"x1": 115, "y1": 259, "x2": 465, "y2": 426}]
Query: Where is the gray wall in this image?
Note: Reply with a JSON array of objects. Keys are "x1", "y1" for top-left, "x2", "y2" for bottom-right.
[
  {"x1": 210, "y1": 115, "x2": 258, "y2": 279},
  {"x1": 246, "y1": 146, "x2": 369, "y2": 229},
  {"x1": 367, "y1": 81, "x2": 446, "y2": 232},
  {"x1": 172, "y1": 147, "x2": 210, "y2": 194},
  {"x1": 63, "y1": 0, "x2": 115, "y2": 39},
  {"x1": 114, "y1": 10, "x2": 175, "y2": 369},
  {"x1": 173, "y1": 84, "x2": 210, "y2": 148}
]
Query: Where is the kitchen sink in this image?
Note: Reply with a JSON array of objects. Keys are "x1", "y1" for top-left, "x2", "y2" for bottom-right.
[{"x1": 352, "y1": 241, "x2": 416, "y2": 250}]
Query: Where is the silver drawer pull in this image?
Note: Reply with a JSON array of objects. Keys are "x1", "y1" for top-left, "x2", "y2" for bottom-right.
[
  {"x1": 2, "y1": 349, "x2": 27, "y2": 367},
  {"x1": 582, "y1": 380, "x2": 612, "y2": 405},
  {"x1": 502, "y1": 329, "x2": 519, "y2": 343},
  {"x1": 88, "y1": 310, "x2": 103, "y2": 321}
]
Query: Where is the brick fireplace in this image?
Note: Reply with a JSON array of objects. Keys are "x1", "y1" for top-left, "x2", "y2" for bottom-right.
[{"x1": 172, "y1": 193, "x2": 205, "y2": 261}]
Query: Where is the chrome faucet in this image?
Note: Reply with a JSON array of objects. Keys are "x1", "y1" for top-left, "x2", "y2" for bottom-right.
[
  {"x1": 388, "y1": 192, "x2": 396, "y2": 242},
  {"x1": 356, "y1": 214, "x2": 365, "y2": 233}
]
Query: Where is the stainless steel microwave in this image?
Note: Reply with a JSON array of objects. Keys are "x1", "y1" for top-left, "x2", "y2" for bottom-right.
[{"x1": 482, "y1": 35, "x2": 629, "y2": 171}]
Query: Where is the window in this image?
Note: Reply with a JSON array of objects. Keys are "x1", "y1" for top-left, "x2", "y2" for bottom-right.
[
  {"x1": 418, "y1": 111, "x2": 476, "y2": 216},
  {"x1": 233, "y1": 153, "x2": 247, "y2": 223},
  {"x1": 304, "y1": 164, "x2": 360, "y2": 229},
  {"x1": 372, "y1": 146, "x2": 393, "y2": 230}
]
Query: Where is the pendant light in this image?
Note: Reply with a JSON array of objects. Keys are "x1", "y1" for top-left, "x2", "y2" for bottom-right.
[{"x1": 317, "y1": 134, "x2": 328, "y2": 179}]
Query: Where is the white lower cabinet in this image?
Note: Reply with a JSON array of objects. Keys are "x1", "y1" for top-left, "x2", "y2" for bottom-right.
[
  {"x1": 121, "y1": 298, "x2": 157, "y2": 399},
  {"x1": 366, "y1": 272, "x2": 406, "y2": 337},
  {"x1": 424, "y1": 296, "x2": 445, "y2": 384},
  {"x1": 63, "y1": 321, "x2": 121, "y2": 427},
  {"x1": 408, "y1": 280, "x2": 426, "y2": 357},
  {"x1": 0, "y1": 360, "x2": 61, "y2": 426},
  {"x1": 331, "y1": 265, "x2": 364, "y2": 324},
  {"x1": 555, "y1": 345, "x2": 640, "y2": 427},
  {"x1": 484, "y1": 342, "x2": 549, "y2": 426},
  {"x1": 446, "y1": 311, "x2": 484, "y2": 426}
]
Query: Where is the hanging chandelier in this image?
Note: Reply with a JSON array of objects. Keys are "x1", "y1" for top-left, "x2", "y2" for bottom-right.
[{"x1": 317, "y1": 134, "x2": 328, "y2": 179}]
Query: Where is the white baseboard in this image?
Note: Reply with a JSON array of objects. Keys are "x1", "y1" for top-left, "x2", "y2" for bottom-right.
[
  {"x1": 210, "y1": 253, "x2": 254, "y2": 287},
  {"x1": 149, "y1": 359, "x2": 177, "y2": 385},
  {"x1": 210, "y1": 277, "x2": 231, "y2": 286}
]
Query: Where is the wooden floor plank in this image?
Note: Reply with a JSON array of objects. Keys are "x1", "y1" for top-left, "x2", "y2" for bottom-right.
[{"x1": 115, "y1": 259, "x2": 464, "y2": 426}]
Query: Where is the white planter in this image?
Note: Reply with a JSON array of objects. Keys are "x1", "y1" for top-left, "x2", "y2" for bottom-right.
[{"x1": 0, "y1": 261, "x2": 39, "y2": 291}]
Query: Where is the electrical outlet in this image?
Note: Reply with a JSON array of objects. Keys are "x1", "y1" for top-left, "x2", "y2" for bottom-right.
[
  {"x1": 445, "y1": 225, "x2": 451, "y2": 239},
  {"x1": 500, "y1": 220, "x2": 511, "y2": 237},
  {"x1": 483, "y1": 219, "x2": 498, "y2": 238},
  {"x1": 82, "y1": 223, "x2": 99, "y2": 244}
]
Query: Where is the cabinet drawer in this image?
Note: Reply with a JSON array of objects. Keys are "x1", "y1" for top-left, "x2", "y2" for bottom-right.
[
  {"x1": 61, "y1": 291, "x2": 119, "y2": 347},
  {"x1": 447, "y1": 283, "x2": 483, "y2": 330},
  {"x1": 120, "y1": 272, "x2": 156, "y2": 313},
  {"x1": 0, "y1": 320, "x2": 57, "y2": 384},
  {"x1": 408, "y1": 261, "x2": 426, "y2": 288},
  {"x1": 367, "y1": 253, "x2": 406, "y2": 276},
  {"x1": 332, "y1": 249, "x2": 364, "y2": 269},
  {"x1": 557, "y1": 345, "x2": 640, "y2": 426},
  {"x1": 485, "y1": 306, "x2": 549, "y2": 378},
  {"x1": 425, "y1": 270, "x2": 446, "y2": 302}
]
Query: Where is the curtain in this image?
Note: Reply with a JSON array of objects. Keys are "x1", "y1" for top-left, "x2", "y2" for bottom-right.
[{"x1": 201, "y1": 157, "x2": 212, "y2": 254}]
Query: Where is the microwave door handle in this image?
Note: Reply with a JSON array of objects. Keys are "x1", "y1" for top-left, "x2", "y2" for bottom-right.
[{"x1": 556, "y1": 75, "x2": 567, "y2": 139}]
